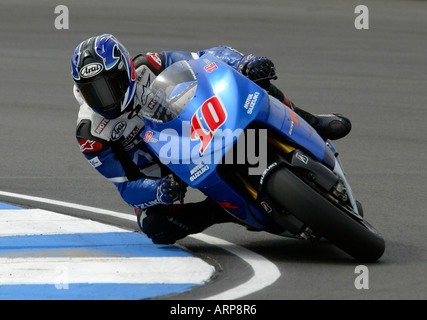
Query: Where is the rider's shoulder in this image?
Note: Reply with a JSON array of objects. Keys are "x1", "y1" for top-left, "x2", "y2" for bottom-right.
[
  {"x1": 76, "y1": 105, "x2": 108, "y2": 140},
  {"x1": 76, "y1": 104, "x2": 119, "y2": 142}
]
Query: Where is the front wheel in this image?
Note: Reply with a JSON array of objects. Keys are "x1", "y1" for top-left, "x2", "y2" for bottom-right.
[{"x1": 265, "y1": 167, "x2": 385, "y2": 262}]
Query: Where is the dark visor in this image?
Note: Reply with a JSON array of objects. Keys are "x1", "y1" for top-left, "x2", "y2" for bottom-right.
[{"x1": 79, "y1": 73, "x2": 130, "y2": 117}]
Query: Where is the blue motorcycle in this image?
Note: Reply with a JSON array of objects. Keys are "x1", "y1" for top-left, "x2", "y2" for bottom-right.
[{"x1": 141, "y1": 54, "x2": 385, "y2": 262}]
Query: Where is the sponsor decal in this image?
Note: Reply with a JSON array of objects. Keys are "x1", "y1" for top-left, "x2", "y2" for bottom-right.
[
  {"x1": 203, "y1": 59, "x2": 218, "y2": 73},
  {"x1": 146, "y1": 53, "x2": 162, "y2": 70},
  {"x1": 259, "y1": 162, "x2": 278, "y2": 186},
  {"x1": 95, "y1": 118, "x2": 110, "y2": 135},
  {"x1": 79, "y1": 63, "x2": 103, "y2": 78},
  {"x1": 260, "y1": 201, "x2": 273, "y2": 213},
  {"x1": 122, "y1": 126, "x2": 143, "y2": 149},
  {"x1": 243, "y1": 92, "x2": 260, "y2": 115},
  {"x1": 143, "y1": 130, "x2": 158, "y2": 143},
  {"x1": 111, "y1": 121, "x2": 127, "y2": 141},
  {"x1": 88, "y1": 156, "x2": 102, "y2": 168},
  {"x1": 189, "y1": 163, "x2": 210, "y2": 182},
  {"x1": 135, "y1": 199, "x2": 162, "y2": 209},
  {"x1": 296, "y1": 152, "x2": 309, "y2": 164},
  {"x1": 79, "y1": 139, "x2": 103, "y2": 153},
  {"x1": 190, "y1": 96, "x2": 227, "y2": 155},
  {"x1": 288, "y1": 109, "x2": 300, "y2": 135}
]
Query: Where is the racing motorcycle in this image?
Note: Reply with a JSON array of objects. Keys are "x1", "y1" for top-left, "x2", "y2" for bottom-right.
[{"x1": 140, "y1": 54, "x2": 385, "y2": 262}]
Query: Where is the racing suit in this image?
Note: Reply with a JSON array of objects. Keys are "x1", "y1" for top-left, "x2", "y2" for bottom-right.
[{"x1": 75, "y1": 46, "x2": 294, "y2": 244}]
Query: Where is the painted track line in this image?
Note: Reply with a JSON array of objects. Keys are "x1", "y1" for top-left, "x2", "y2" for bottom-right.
[
  {"x1": 192, "y1": 233, "x2": 281, "y2": 300},
  {"x1": 0, "y1": 190, "x2": 281, "y2": 299},
  {"x1": 0, "y1": 191, "x2": 132, "y2": 221}
]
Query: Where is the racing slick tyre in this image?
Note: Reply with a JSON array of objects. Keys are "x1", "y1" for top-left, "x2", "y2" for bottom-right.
[{"x1": 264, "y1": 167, "x2": 385, "y2": 262}]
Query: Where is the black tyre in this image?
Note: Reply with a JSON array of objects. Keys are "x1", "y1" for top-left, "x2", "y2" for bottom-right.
[{"x1": 265, "y1": 167, "x2": 385, "y2": 261}]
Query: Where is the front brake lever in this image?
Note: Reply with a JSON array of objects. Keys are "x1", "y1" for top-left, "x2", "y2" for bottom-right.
[{"x1": 253, "y1": 75, "x2": 278, "y2": 84}]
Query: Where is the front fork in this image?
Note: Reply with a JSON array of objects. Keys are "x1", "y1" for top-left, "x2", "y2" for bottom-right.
[{"x1": 326, "y1": 141, "x2": 360, "y2": 215}]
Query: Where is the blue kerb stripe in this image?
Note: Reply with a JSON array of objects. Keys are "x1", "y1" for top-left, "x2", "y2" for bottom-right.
[
  {"x1": 0, "y1": 203, "x2": 23, "y2": 209},
  {"x1": 0, "y1": 232, "x2": 191, "y2": 257},
  {"x1": 0, "y1": 283, "x2": 200, "y2": 300}
]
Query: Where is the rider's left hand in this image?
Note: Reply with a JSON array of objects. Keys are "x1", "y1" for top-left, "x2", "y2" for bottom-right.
[
  {"x1": 156, "y1": 174, "x2": 186, "y2": 205},
  {"x1": 239, "y1": 55, "x2": 277, "y2": 88}
]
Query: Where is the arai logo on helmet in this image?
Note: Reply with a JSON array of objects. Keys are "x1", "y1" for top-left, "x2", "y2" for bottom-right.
[{"x1": 80, "y1": 63, "x2": 103, "y2": 78}]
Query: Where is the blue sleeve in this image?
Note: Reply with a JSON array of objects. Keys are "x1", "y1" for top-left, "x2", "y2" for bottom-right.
[
  {"x1": 198, "y1": 46, "x2": 246, "y2": 70},
  {"x1": 84, "y1": 148, "x2": 161, "y2": 209},
  {"x1": 161, "y1": 46, "x2": 248, "y2": 71},
  {"x1": 115, "y1": 178, "x2": 161, "y2": 209},
  {"x1": 160, "y1": 50, "x2": 195, "y2": 68}
]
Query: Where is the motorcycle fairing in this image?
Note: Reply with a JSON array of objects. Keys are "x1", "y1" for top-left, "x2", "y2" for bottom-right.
[{"x1": 142, "y1": 54, "x2": 331, "y2": 229}]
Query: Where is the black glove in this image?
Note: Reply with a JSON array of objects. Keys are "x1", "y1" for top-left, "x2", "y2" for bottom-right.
[
  {"x1": 239, "y1": 55, "x2": 277, "y2": 88},
  {"x1": 156, "y1": 174, "x2": 186, "y2": 205}
]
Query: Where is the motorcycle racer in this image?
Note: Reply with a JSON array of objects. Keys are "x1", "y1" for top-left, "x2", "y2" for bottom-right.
[{"x1": 71, "y1": 34, "x2": 351, "y2": 244}]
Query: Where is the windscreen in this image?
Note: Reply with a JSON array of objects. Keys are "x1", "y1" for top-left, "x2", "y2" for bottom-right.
[{"x1": 141, "y1": 60, "x2": 197, "y2": 122}]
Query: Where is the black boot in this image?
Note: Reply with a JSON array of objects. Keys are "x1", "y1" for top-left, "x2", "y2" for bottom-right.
[
  {"x1": 138, "y1": 198, "x2": 235, "y2": 244},
  {"x1": 294, "y1": 108, "x2": 352, "y2": 140}
]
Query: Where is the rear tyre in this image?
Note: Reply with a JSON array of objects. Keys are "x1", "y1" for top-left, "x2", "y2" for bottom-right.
[{"x1": 265, "y1": 167, "x2": 385, "y2": 261}]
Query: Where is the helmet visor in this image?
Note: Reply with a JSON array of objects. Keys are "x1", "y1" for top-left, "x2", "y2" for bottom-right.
[{"x1": 79, "y1": 72, "x2": 130, "y2": 118}]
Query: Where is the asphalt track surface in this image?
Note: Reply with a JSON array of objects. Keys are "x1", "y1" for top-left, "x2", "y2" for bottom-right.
[{"x1": 1, "y1": 0, "x2": 426, "y2": 300}]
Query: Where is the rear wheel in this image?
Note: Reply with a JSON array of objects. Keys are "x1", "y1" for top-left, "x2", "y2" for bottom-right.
[{"x1": 265, "y1": 167, "x2": 385, "y2": 261}]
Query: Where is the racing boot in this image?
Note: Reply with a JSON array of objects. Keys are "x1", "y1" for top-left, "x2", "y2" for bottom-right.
[
  {"x1": 294, "y1": 107, "x2": 352, "y2": 140},
  {"x1": 137, "y1": 198, "x2": 236, "y2": 244}
]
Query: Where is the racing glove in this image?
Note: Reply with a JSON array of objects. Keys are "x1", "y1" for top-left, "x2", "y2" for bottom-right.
[
  {"x1": 238, "y1": 54, "x2": 278, "y2": 88},
  {"x1": 156, "y1": 174, "x2": 186, "y2": 205}
]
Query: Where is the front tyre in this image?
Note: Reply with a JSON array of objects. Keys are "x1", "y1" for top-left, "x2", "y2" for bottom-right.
[{"x1": 265, "y1": 167, "x2": 385, "y2": 262}]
